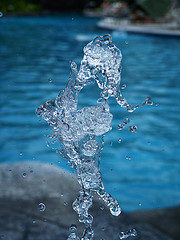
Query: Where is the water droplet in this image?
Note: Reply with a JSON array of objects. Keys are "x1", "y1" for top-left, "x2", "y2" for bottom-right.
[
  {"x1": 108, "y1": 88, "x2": 113, "y2": 95},
  {"x1": 146, "y1": 97, "x2": 153, "y2": 105},
  {"x1": 48, "y1": 78, "x2": 52, "y2": 83},
  {"x1": 51, "y1": 139, "x2": 57, "y2": 144},
  {"x1": 100, "y1": 206, "x2": 104, "y2": 210},
  {"x1": 118, "y1": 123, "x2": 125, "y2": 130},
  {"x1": 126, "y1": 105, "x2": 135, "y2": 112},
  {"x1": 70, "y1": 224, "x2": 77, "y2": 232},
  {"x1": 60, "y1": 193, "x2": 64, "y2": 197},
  {"x1": 22, "y1": 172, "x2": 27, "y2": 178},
  {"x1": 101, "y1": 89, "x2": 109, "y2": 99},
  {"x1": 118, "y1": 138, "x2": 122, "y2": 143},
  {"x1": 125, "y1": 41, "x2": 128, "y2": 44},
  {"x1": 47, "y1": 142, "x2": 50, "y2": 147},
  {"x1": 20, "y1": 152, "x2": 23, "y2": 156},
  {"x1": 32, "y1": 220, "x2": 36, "y2": 224},
  {"x1": 68, "y1": 225, "x2": 80, "y2": 240},
  {"x1": 110, "y1": 141, "x2": 113, "y2": 146},
  {"x1": 129, "y1": 126, "x2": 137, "y2": 133},
  {"x1": 64, "y1": 202, "x2": 68, "y2": 206},
  {"x1": 139, "y1": 202, "x2": 141, "y2": 206},
  {"x1": 38, "y1": 203, "x2": 45, "y2": 211},
  {"x1": 121, "y1": 83, "x2": 126, "y2": 89},
  {"x1": 126, "y1": 156, "x2": 131, "y2": 160},
  {"x1": 123, "y1": 118, "x2": 130, "y2": 124},
  {"x1": 0, "y1": 12, "x2": 3, "y2": 17},
  {"x1": 101, "y1": 227, "x2": 105, "y2": 231},
  {"x1": 97, "y1": 98, "x2": 103, "y2": 103}
]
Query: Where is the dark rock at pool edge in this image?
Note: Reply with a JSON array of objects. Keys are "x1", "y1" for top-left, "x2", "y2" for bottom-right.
[{"x1": 0, "y1": 162, "x2": 179, "y2": 240}]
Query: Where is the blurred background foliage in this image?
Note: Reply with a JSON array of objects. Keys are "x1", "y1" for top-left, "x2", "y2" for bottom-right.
[
  {"x1": 0, "y1": 0, "x2": 178, "y2": 19},
  {"x1": 0, "y1": 0, "x2": 42, "y2": 14},
  {"x1": 0, "y1": 0, "x2": 91, "y2": 14}
]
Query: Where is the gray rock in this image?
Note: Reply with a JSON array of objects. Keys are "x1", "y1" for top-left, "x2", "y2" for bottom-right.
[
  {"x1": 0, "y1": 162, "x2": 79, "y2": 201},
  {"x1": 0, "y1": 162, "x2": 178, "y2": 240},
  {"x1": 129, "y1": 206, "x2": 180, "y2": 240}
]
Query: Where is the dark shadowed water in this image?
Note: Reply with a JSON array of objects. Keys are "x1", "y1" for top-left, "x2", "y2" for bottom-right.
[{"x1": 0, "y1": 14, "x2": 180, "y2": 211}]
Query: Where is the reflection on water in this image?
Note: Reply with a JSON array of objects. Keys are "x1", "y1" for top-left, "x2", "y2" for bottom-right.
[{"x1": 0, "y1": 14, "x2": 180, "y2": 211}]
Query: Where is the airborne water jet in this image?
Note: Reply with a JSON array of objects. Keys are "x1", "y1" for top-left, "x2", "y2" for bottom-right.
[{"x1": 36, "y1": 34, "x2": 150, "y2": 239}]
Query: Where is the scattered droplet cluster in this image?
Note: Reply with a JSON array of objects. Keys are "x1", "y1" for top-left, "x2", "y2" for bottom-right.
[
  {"x1": 119, "y1": 229, "x2": 137, "y2": 239},
  {"x1": 118, "y1": 118, "x2": 130, "y2": 131}
]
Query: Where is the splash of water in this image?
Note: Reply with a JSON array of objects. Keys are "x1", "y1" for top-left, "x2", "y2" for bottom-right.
[{"x1": 36, "y1": 34, "x2": 149, "y2": 239}]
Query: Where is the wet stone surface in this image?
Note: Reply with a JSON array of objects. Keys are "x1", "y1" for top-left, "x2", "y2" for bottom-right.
[{"x1": 0, "y1": 162, "x2": 179, "y2": 240}]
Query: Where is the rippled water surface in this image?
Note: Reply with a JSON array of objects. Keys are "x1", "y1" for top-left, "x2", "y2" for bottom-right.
[{"x1": 0, "y1": 14, "x2": 180, "y2": 211}]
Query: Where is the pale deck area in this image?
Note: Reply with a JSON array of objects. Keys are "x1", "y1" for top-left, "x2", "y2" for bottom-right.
[{"x1": 97, "y1": 18, "x2": 180, "y2": 37}]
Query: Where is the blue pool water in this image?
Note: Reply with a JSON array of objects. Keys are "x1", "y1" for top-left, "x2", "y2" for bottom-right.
[{"x1": 0, "y1": 14, "x2": 180, "y2": 212}]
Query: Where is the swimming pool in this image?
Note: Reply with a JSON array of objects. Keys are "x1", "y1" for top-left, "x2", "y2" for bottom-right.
[{"x1": 0, "y1": 14, "x2": 180, "y2": 211}]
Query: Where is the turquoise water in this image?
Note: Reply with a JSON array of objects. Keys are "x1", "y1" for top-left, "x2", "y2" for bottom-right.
[{"x1": 0, "y1": 14, "x2": 180, "y2": 212}]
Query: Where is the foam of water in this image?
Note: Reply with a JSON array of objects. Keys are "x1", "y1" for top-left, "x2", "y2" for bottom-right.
[{"x1": 36, "y1": 34, "x2": 148, "y2": 239}]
